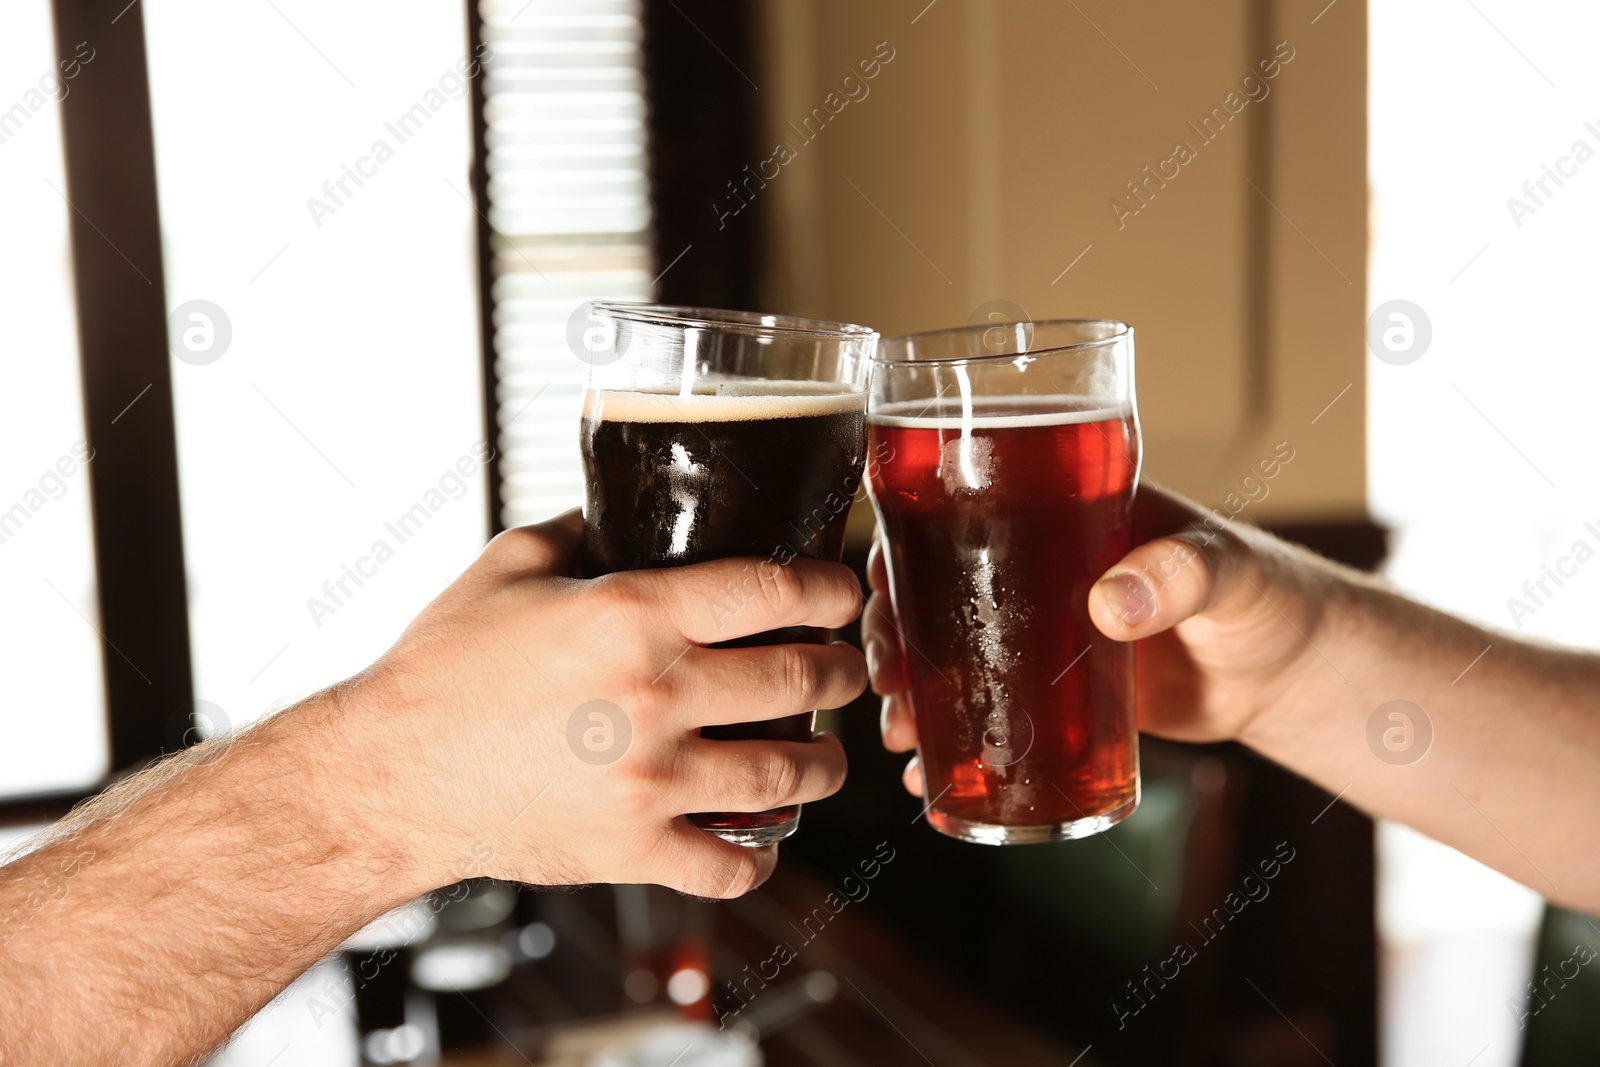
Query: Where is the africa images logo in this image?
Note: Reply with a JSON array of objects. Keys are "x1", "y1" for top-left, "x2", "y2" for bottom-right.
[
  {"x1": 567, "y1": 701, "x2": 631, "y2": 766},
  {"x1": 1366, "y1": 700, "x2": 1432, "y2": 766}
]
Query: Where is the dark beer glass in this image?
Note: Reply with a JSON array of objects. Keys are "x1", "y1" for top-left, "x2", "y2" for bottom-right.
[
  {"x1": 578, "y1": 303, "x2": 875, "y2": 846},
  {"x1": 865, "y1": 320, "x2": 1141, "y2": 844}
]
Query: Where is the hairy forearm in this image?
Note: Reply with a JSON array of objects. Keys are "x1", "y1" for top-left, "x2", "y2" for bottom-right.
[
  {"x1": 0, "y1": 520, "x2": 869, "y2": 1063},
  {"x1": 0, "y1": 687, "x2": 427, "y2": 1066},
  {"x1": 1240, "y1": 564, "x2": 1600, "y2": 911}
]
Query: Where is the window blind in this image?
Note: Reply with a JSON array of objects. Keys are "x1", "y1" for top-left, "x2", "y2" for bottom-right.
[{"x1": 480, "y1": 0, "x2": 656, "y2": 529}]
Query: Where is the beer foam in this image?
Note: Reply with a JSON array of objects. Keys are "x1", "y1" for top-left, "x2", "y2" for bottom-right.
[
  {"x1": 584, "y1": 383, "x2": 866, "y2": 423},
  {"x1": 869, "y1": 395, "x2": 1129, "y2": 429}
]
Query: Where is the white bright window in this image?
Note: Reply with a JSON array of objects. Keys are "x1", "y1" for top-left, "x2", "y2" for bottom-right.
[
  {"x1": 1369, "y1": 3, "x2": 1600, "y2": 1064},
  {"x1": 142, "y1": 0, "x2": 490, "y2": 730},
  {"x1": 0, "y1": 0, "x2": 110, "y2": 799}
]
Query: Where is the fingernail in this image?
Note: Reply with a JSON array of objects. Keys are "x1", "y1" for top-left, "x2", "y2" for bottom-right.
[{"x1": 1102, "y1": 571, "x2": 1156, "y2": 627}]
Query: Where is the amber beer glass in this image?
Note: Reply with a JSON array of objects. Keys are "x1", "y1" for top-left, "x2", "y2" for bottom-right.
[
  {"x1": 578, "y1": 303, "x2": 875, "y2": 846},
  {"x1": 866, "y1": 320, "x2": 1141, "y2": 844}
]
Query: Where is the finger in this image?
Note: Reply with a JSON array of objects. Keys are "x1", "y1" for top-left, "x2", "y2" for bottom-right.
[
  {"x1": 867, "y1": 536, "x2": 890, "y2": 594},
  {"x1": 862, "y1": 592, "x2": 906, "y2": 696},
  {"x1": 676, "y1": 733, "x2": 848, "y2": 813},
  {"x1": 901, "y1": 755, "x2": 925, "y2": 798},
  {"x1": 879, "y1": 695, "x2": 917, "y2": 753},
  {"x1": 485, "y1": 509, "x2": 585, "y2": 576},
  {"x1": 1088, "y1": 529, "x2": 1230, "y2": 641},
  {"x1": 630, "y1": 556, "x2": 864, "y2": 643},
  {"x1": 646, "y1": 823, "x2": 777, "y2": 899},
  {"x1": 662, "y1": 642, "x2": 868, "y2": 727}
]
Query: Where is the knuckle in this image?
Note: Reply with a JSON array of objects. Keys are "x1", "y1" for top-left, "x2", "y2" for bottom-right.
[
  {"x1": 773, "y1": 644, "x2": 821, "y2": 706},
  {"x1": 484, "y1": 526, "x2": 552, "y2": 569},
  {"x1": 870, "y1": 604, "x2": 896, "y2": 655},
  {"x1": 863, "y1": 591, "x2": 886, "y2": 628},
  {"x1": 484, "y1": 526, "x2": 530, "y2": 558},
  {"x1": 617, "y1": 676, "x2": 664, "y2": 728},
  {"x1": 617, "y1": 775, "x2": 660, "y2": 822},
  {"x1": 843, "y1": 571, "x2": 865, "y2": 617},
  {"x1": 1172, "y1": 533, "x2": 1227, "y2": 600},
  {"x1": 754, "y1": 560, "x2": 804, "y2": 618},
  {"x1": 745, "y1": 748, "x2": 800, "y2": 809},
  {"x1": 1178, "y1": 520, "x2": 1234, "y2": 570},
  {"x1": 589, "y1": 574, "x2": 667, "y2": 641},
  {"x1": 1143, "y1": 534, "x2": 1209, "y2": 592},
  {"x1": 587, "y1": 571, "x2": 645, "y2": 615},
  {"x1": 705, "y1": 848, "x2": 764, "y2": 899},
  {"x1": 769, "y1": 749, "x2": 803, "y2": 807}
]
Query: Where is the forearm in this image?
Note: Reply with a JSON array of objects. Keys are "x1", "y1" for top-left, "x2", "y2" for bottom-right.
[
  {"x1": 0, "y1": 521, "x2": 869, "y2": 1064},
  {"x1": 1240, "y1": 565, "x2": 1600, "y2": 911},
  {"x1": 0, "y1": 687, "x2": 428, "y2": 1066}
]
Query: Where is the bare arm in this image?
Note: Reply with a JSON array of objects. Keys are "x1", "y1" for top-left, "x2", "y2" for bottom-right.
[
  {"x1": 1236, "y1": 556, "x2": 1600, "y2": 907},
  {"x1": 0, "y1": 695, "x2": 428, "y2": 1065},
  {"x1": 869, "y1": 486, "x2": 1600, "y2": 912},
  {"x1": 0, "y1": 512, "x2": 868, "y2": 1065}
]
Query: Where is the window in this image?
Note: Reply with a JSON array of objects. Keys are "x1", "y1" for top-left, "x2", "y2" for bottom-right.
[
  {"x1": 0, "y1": 0, "x2": 109, "y2": 799},
  {"x1": 142, "y1": 0, "x2": 490, "y2": 727},
  {"x1": 1368, "y1": 4, "x2": 1598, "y2": 1064}
]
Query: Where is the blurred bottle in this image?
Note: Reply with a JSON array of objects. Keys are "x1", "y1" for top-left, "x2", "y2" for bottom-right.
[
  {"x1": 410, "y1": 879, "x2": 516, "y2": 1052},
  {"x1": 615, "y1": 885, "x2": 714, "y2": 1022},
  {"x1": 341, "y1": 897, "x2": 440, "y2": 1067}
]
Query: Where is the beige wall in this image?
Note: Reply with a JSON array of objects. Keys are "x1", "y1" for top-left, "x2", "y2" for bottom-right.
[{"x1": 754, "y1": 0, "x2": 1367, "y2": 526}]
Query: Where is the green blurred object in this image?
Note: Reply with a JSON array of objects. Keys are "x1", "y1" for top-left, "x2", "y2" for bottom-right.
[
  {"x1": 1520, "y1": 905, "x2": 1600, "y2": 1065},
  {"x1": 995, "y1": 774, "x2": 1194, "y2": 967}
]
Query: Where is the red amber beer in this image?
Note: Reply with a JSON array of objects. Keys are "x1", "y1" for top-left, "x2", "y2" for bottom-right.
[
  {"x1": 577, "y1": 303, "x2": 874, "y2": 847},
  {"x1": 866, "y1": 320, "x2": 1141, "y2": 844}
]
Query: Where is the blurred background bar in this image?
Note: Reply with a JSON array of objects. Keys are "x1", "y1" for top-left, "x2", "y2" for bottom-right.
[{"x1": 2, "y1": 0, "x2": 1598, "y2": 1064}]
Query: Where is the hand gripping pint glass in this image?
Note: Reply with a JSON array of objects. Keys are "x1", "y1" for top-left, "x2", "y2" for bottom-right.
[
  {"x1": 865, "y1": 320, "x2": 1141, "y2": 844},
  {"x1": 577, "y1": 303, "x2": 875, "y2": 847}
]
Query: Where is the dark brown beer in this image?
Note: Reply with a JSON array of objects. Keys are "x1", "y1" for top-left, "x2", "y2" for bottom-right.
[
  {"x1": 867, "y1": 396, "x2": 1139, "y2": 842},
  {"x1": 581, "y1": 385, "x2": 866, "y2": 840}
]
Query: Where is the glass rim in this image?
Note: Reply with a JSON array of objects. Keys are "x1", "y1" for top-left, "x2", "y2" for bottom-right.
[
  {"x1": 873, "y1": 318, "x2": 1132, "y2": 366},
  {"x1": 587, "y1": 301, "x2": 878, "y2": 341}
]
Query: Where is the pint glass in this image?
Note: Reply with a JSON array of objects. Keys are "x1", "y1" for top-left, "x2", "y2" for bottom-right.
[
  {"x1": 578, "y1": 303, "x2": 875, "y2": 846},
  {"x1": 865, "y1": 320, "x2": 1141, "y2": 844}
]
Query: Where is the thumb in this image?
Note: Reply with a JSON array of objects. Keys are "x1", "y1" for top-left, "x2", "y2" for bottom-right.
[{"x1": 1088, "y1": 530, "x2": 1229, "y2": 640}]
